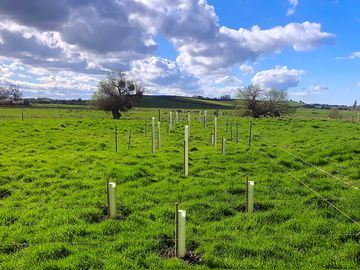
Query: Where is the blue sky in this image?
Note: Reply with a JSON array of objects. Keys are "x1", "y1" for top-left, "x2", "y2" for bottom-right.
[{"x1": 0, "y1": 0, "x2": 359, "y2": 104}]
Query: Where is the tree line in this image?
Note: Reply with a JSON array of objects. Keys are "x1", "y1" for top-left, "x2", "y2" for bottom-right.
[
  {"x1": 92, "y1": 71, "x2": 293, "y2": 119},
  {"x1": 0, "y1": 85, "x2": 22, "y2": 101}
]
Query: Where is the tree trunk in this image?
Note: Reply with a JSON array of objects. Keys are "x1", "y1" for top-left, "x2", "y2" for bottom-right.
[{"x1": 111, "y1": 109, "x2": 121, "y2": 119}]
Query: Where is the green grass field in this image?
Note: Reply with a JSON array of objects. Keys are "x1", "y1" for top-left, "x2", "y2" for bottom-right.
[{"x1": 0, "y1": 106, "x2": 360, "y2": 269}]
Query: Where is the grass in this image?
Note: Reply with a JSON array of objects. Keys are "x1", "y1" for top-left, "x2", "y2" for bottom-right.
[{"x1": 0, "y1": 106, "x2": 360, "y2": 269}]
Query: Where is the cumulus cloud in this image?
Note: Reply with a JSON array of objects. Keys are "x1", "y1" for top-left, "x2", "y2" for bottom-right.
[
  {"x1": 291, "y1": 84, "x2": 328, "y2": 97},
  {"x1": 287, "y1": 0, "x2": 299, "y2": 16},
  {"x1": 0, "y1": 61, "x2": 99, "y2": 98},
  {"x1": 176, "y1": 22, "x2": 334, "y2": 75},
  {"x1": 0, "y1": 0, "x2": 334, "y2": 98},
  {"x1": 128, "y1": 56, "x2": 199, "y2": 95},
  {"x1": 240, "y1": 63, "x2": 255, "y2": 75},
  {"x1": 251, "y1": 66, "x2": 304, "y2": 90}
]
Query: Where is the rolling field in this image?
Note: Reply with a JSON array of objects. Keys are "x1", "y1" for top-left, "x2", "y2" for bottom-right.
[{"x1": 0, "y1": 106, "x2": 360, "y2": 269}]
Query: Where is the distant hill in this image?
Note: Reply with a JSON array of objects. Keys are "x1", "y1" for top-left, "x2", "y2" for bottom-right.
[{"x1": 136, "y1": 95, "x2": 236, "y2": 109}]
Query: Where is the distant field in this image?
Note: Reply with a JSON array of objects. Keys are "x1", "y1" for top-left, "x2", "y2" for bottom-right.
[
  {"x1": 136, "y1": 95, "x2": 236, "y2": 109},
  {"x1": 0, "y1": 105, "x2": 360, "y2": 269}
]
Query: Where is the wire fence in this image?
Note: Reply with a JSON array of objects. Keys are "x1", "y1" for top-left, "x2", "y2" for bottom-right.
[{"x1": 1, "y1": 114, "x2": 360, "y2": 252}]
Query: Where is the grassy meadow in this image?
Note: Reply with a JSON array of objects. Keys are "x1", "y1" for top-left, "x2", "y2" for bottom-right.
[{"x1": 0, "y1": 105, "x2": 360, "y2": 269}]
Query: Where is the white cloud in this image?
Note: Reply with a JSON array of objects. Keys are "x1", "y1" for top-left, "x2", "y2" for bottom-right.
[
  {"x1": 0, "y1": 0, "x2": 335, "y2": 98},
  {"x1": 336, "y1": 51, "x2": 360, "y2": 60},
  {"x1": 291, "y1": 84, "x2": 328, "y2": 97},
  {"x1": 240, "y1": 63, "x2": 255, "y2": 75},
  {"x1": 287, "y1": 0, "x2": 299, "y2": 16},
  {"x1": 128, "y1": 56, "x2": 199, "y2": 95},
  {"x1": 176, "y1": 22, "x2": 334, "y2": 75},
  {"x1": 251, "y1": 66, "x2": 303, "y2": 90}
]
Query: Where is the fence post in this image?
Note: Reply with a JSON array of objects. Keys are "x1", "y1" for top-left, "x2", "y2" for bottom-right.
[
  {"x1": 198, "y1": 110, "x2": 201, "y2": 122},
  {"x1": 21, "y1": 111, "x2": 24, "y2": 121},
  {"x1": 128, "y1": 130, "x2": 132, "y2": 150},
  {"x1": 108, "y1": 182, "x2": 117, "y2": 218},
  {"x1": 151, "y1": 117, "x2": 155, "y2": 153},
  {"x1": 157, "y1": 122, "x2": 161, "y2": 150},
  {"x1": 175, "y1": 111, "x2": 179, "y2": 124},
  {"x1": 226, "y1": 117, "x2": 229, "y2": 134},
  {"x1": 248, "y1": 121, "x2": 252, "y2": 150},
  {"x1": 169, "y1": 111, "x2": 173, "y2": 131},
  {"x1": 184, "y1": 125, "x2": 189, "y2": 177},
  {"x1": 204, "y1": 111, "x2": 207, "y2": 129},
  {"x1": 245, "y1": 178, "x2": 254, "y2": 213},
  {"x1": 175, "y1": 202, "x2": 179, "y2": 258},
  {"x1": 236, "y1": 123, "x2": 239, "y2": 144},
  {"x1": 214, "y1": 116, "x2": 217, "y2": 147},
  {"x1": 158, "y1": 109, "x2": 161, "y2": 122},
  {"x1": 222, "y1": 137, "x2": 226, "y2": 155},
  {"x1": 230, "y1": 122, "x2": 233, "y2": 140},
  {"x1": 187, "y1": 112, "x2": 190, "y2": 135},
  {"x1": 114, "y1": 126, "x2": 118, "y2": 153}
]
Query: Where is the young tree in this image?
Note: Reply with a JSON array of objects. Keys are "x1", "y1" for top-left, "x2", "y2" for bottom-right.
[
  {"x1": 92, "y1": 71, "x2": 144, "y2": 119},
  {"x1": 237, "y1": 85, "x2": 292, "y2": 118}
]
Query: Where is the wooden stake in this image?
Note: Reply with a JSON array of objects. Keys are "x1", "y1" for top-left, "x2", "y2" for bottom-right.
[
  {"x1": 230, "y1": 122, "x2": 233, "y2": 140},
  {"x1": 204, "y1": 111, "x2": 207, "y2": 129},
  {"x1": 187, "y1": 112, "x2": 190, "y2": 135},
  {"x1": 114, "y1": 126, "x2": 118, "y2": 153},
  {"x1": 236, "y1": 123, "x2": 239, "y2": 144},
  {"x1": 128, "y1": 130, "x2": 132, "y2": 150},
  {"x1": 248, "y1": 121, "x2": 252, "y2": 150},
  {"x1": 106, "y1": 179, "x2": 110, "y2": 214},
  {"x1": 169, "y1": 111, "x2": 173, "y2": 131},
  {"x1": 157, "y1": 121, "x2": 161, "y2": 150},
  {"x1": 21, "y1": 111, "x2": 24, "y2": 121},
  {"x1": 175, "y1": 202, "x2": 179, "y2": 258},
  {"x1": 158, "y1": 109, "x2": 161, "y2": 122},
  {"x1": 214, "y1": 116, "x2": 217, "y2": 147}
]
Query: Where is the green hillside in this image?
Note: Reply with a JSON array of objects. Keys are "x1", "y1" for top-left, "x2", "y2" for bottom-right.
[{"x1": 136, "y1": 95, "x2": 236, "y2": 109}]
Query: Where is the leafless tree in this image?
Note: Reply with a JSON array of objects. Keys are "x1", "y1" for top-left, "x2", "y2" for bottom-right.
[
  {"x1": 0, "y1": 86, "x2": 11, "y2": 100},
  {"x1": 92, "y1": 71, "x2": 144, "y2": 119},
  {"x1": 9, "y1": 85, "x2": 22, "y2": 101}
]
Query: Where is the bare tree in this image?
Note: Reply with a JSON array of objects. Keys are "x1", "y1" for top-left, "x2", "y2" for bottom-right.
[
  {"x1": 0, "y1": 86, "x2": 11, "y2": 100},
  {"x1": 92, "y1": 71, "x2": 144, "y2": 119},
  {"x1": 236, "y1": 85, "x2": 264, "y2": 117},
  {"x1": 237, "y1": 85, "x2": 293, "y2": 118},
  {"x1": 9, "y1": 85, "x2": 22, "y2": 101}
]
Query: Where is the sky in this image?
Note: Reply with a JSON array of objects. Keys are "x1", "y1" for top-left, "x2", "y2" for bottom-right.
[{"x1": 0, "y1": 0, "x2": 359, "y2": 105}]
